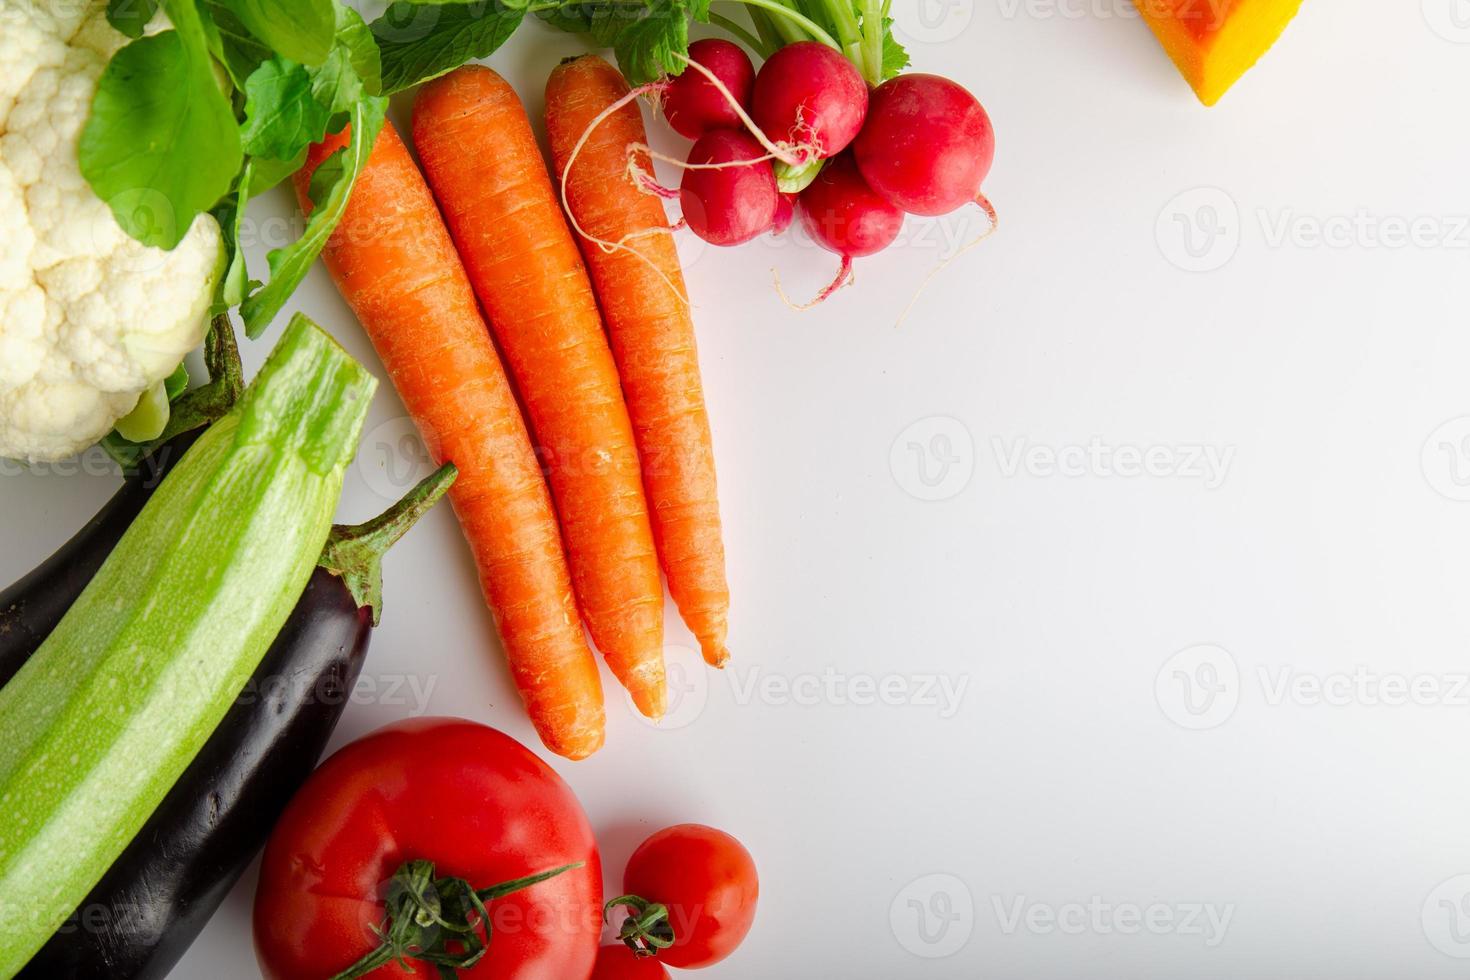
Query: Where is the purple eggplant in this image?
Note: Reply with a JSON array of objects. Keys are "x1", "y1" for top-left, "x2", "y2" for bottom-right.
[{"x1": 0, "y1": 408, "x2": 454, "y2": 977}]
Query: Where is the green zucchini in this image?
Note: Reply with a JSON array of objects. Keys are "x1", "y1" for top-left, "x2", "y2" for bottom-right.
[{"x1": 0, "y1": 314, "x2": 376, "y2": 976}]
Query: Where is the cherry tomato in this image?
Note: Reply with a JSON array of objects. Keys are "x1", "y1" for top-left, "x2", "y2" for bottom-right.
[
  {"x1": 252, "y1": 718, "x2": 601, "y2": 980},
  {"x1": 590, "y1": 944, "x2": 671, "y2": 979},
  {"x1": 620, "y1": 824, "x2": 757, "y2": 969}
]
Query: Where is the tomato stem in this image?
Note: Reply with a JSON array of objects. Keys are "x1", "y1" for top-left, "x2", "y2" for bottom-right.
[
  {"x1": 326, "y1": 858, "x2": 583, "y2": 980},
  {"x1": 604, "y1": 894, "x2": 676, "y2": 957}
]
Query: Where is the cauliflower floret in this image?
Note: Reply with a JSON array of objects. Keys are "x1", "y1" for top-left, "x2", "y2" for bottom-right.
[{"x1": 0, "y1": 0, "x2": 222, "y2": 462}]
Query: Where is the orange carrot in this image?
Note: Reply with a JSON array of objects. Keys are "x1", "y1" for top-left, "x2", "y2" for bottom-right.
[
  {"x1": 412, "y1": 66, "x2": 667, "y2": 718},
  {"x1": 545, "y1": 56, "x2": 731, "y2": 668},
  {"x1": 293, "y1": 123, "x2": 605, "y2": 759}
]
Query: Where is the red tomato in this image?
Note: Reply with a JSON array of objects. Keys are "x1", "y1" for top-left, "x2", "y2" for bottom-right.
[
  {"x1": 253, "y1": 718, "x2": 601, "y2": 980},
  {"x1": 590, "y1": 945, "x2": 670, "y2": 979},
  {"x1": 620, "y1": 824, "x2": 757, "y2": 969}
]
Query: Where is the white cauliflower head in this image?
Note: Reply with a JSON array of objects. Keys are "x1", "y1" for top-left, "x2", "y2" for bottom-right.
[{"x1": 0, "y1": 0, "x2": 221, "y2": 462}]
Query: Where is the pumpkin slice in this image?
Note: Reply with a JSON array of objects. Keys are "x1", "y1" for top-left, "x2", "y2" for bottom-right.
[{"x1": 1135, "y1": 0, "x2": 1305, "y2": 105}]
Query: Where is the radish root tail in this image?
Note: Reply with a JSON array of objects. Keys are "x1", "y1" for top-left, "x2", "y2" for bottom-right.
[
  {"x1": 774, "y1": 255, "x2": 855, "y2": 311},
  {"x1": 558, "y1": 79, "x2": 690, "y2": 306},
  {"x1": 670, "y1": 51, "x2": 819, "y2": 167},
  {"x1": 895, "y1": 193, "x2": 1000, "y2": 328}
]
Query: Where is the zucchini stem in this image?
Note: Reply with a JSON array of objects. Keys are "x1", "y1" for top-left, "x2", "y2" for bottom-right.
[{"x1": 320, "y1": 462, "x2": 458, "y2": 624}]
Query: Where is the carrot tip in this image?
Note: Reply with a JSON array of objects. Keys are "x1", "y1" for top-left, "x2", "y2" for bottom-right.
[
  {"x1": 631, "y1": 687, "x2": 668, "y2": 720},
  {"x1": 699, "y1": 640, "x2": 730, "y2": 669}
]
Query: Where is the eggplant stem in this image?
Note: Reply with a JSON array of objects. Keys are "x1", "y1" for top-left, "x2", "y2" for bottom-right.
[{"x1": 320, "y1": 463, "x2": 458, "y2": 624}]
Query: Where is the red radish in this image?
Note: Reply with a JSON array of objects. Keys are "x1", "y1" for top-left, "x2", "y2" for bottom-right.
[
  {"x1": 664, "y1": 38, "x2": 755, "y2": 140},
  {"x1": 793, "y1": 155, "x2": 903, "y2": 304},
  {"x1": 770, "y1": 192, "x2": 796, "y2": 235},
  {"x1": 680, "y1": 130, "x2": 779, "y2": 246},
  {"x1": 750, "y1": 41, "x2": 868, "y2": 163},
  {"x1": 853, "y1": 73, "x2": 995, "y2": 216}
]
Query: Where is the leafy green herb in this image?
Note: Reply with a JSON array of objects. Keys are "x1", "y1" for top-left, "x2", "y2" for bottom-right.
[
  {"x1": 164, "y1": 361, "x2": 191, "y2": 401},
  {"x1": 246, "y1": 148, "x2": 308, "y2": 197},
  {"x1": 313, "y1": 4, "x2": 383, "y2": 114},
  {"x1": 210, "y1": 161, "x2": 255, "y2": 314},
  {"x1": 614, "y1": 1, "x2": 710, "y2": 84},
  {"x1": 370, "y1": 1, "x2": 526, "y2": 95},
  {"x1": 80, "y1": 1, "x2": 241, "y2": 249},
  {"x1": 306, "y1": 148, "x2": 346, "y2": 209},
  {"x1": 239, "y1": 96, "x2": 388, "y2": 337},
  {"x1": 199, "y1": 0, "x2": 272, "y2": 89},
  {"x1": 219, "y1": 0, "x2": 337, "y2": 66},
  {"x1": 105, "y1": 0, "x2": 160, "y2": 38},
  {"x1": 240, "y1": 57, "x2": 334, "y2": 161},
  {"x1": 537, "y1": 0, "x2": 710, "y2": 84},
  {"x1": 880, "y1": 19, "x2": 909, "y2": 79},
  {"x1": 535, "y1": 0, "x2": 904, "y2": 84}
]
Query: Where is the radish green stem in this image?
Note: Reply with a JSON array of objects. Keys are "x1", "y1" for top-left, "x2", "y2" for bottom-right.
[
  {"x1": 709, "y1": 11, "x2": 770, "y2": 55},
  {"x1": 861, "y1": 0, "x2": 884, "y2": 85},
  {"x1": 744, "y1": 5, "x2": 786, "y2": 52},
  {"x1": 818, "y1": 0, "x2": 867, "y2": 75},
  {"x1": 725, "y1": 0, "x2": 840, "y2": 49}
]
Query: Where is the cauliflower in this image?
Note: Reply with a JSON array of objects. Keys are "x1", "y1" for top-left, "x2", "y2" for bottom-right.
[{"x1": 0, "y1": 0, "x2": 221, "y2": 462}]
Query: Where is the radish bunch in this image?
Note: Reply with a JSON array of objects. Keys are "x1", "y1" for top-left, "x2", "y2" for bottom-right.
[{"x1": 660, "y1": 36, "x2": 996, "y2": 304}]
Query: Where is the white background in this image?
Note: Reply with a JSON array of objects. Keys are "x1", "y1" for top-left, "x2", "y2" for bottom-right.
[{"x1": 6, "y1": 0, "x2": 1470, "y2": 976}]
